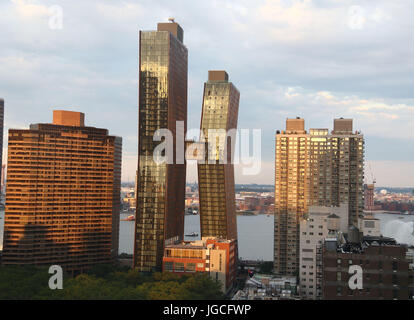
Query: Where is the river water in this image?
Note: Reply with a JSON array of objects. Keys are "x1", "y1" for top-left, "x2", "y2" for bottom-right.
[
  {"x1": 119, "y1": 213, "x2": 275, "y2": 260},
  {"x1": 1, "y1": 211, "x2": 413, "y2": 260}
]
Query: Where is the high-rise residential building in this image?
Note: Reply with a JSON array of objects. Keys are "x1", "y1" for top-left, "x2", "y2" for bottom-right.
[
  {"x1": 134, "y1": 21, "x2": 188, "y2": 272},
  {"x1": 330, "y1": 119, "x2": 364, "y2": 228},
  {"x1": 274, "y1": 118, "x2": 311, "y2": 276},
  {"x1": 274, "y1": 118, "x2": 364, "y2": 276},
  {"x1": 163, "y1": 237, "x2": 237, "y2": 293},
  {"x1": 198, "y1": 71, "x2": 240, "y2": 242},
  {"x1": 2, "y1": 111, "x2": 122, "y2": 274}
]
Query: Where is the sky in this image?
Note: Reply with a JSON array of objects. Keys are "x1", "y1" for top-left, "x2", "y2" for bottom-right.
[{"x1": 0, "y1": 0, "x2": 413, "y2": 187}]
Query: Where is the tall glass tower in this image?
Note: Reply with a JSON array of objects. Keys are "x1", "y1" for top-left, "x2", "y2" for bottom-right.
[
  {"x1": 134, "y1": 22, "x2": 188, "y2": 272},
  {"x1": 198, "y1": 71, "x2": 240, "y2": 242}
]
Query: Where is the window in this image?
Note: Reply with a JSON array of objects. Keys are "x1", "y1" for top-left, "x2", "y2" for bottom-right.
[
  {"x1": 186, "y1": 263, "x2": 196, "y2": 272},
  {"x1": 164, "y1": 262, "x2": 173, "y2": 272},
  {"x1": 175, "y1": 262, "x2": 184, "y2": 272},
  {"x1": 364, "y1": 221, "x2": 374, "y2": 228},
  {"x1": 393, "y1": 289, "x2": 398, "y2": 299},
  {"x1": 337, "y1": 287, "x2": 342, "y2": 296},
  {"x1": 337, "y1": 272, "x2": 341, "y2": 281}
]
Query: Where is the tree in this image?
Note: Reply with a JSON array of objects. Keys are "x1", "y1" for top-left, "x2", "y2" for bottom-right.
[{"x1": 0, "y1": 265, "x2": 224, "y2": 300}]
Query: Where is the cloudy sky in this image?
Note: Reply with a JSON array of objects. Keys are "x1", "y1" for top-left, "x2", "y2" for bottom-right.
[{"x1": 1, "y1": 0, "x2": 413, "y2": 187}]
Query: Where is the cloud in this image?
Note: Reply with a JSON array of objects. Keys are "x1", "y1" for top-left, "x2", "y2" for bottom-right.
[
  {"x1": 11, "y1": 0, "x2": 49, "y2": 19},
  {"x1": 241, "y1": 83, "x2": 414, "y2": 139},
  {"x1": 1, "y1": 0, "x2": 413, "y2": 186}
]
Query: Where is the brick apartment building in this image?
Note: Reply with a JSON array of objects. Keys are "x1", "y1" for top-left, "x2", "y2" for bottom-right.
[
  {"x1": 162, "y1": 237, "x2": 237, "y2": 293},
  {"x1": 322, "y1": 232, "x2": 414, "y2": 300}
]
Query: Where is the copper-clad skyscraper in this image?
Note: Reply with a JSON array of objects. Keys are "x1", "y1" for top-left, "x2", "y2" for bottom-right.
[
  {"x1": 198, "y1": 71, "x2": 240, "y2": 241},
  {"x1": 2, "y1": 111, "x2": 122, "y2": 274},
  {"x1": 134, "y1": 21, "x2": 188, "y2": 272}
]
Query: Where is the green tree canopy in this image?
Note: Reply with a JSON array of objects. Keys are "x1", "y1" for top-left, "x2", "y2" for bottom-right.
[{"x1": 0, "y1": 264, "x2": 224, "y2": 300}]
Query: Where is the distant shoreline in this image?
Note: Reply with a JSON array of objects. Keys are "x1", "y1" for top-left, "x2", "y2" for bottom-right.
[
  {"x1": 373, "y1": 211, "x2": 414, "y2": 216},
  {"x1": 237, "y1": 211, "x2": 274, "y2": 216}
]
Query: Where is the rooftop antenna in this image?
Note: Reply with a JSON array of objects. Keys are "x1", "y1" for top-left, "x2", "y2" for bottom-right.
[{"x1": 168, "y1": 17, "x2": 175, "y2": 23}]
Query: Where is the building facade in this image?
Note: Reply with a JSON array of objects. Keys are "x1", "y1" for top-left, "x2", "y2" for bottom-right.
[
  {"x1": 134, "y1": 21, "x2": 188, "y2": 272},
  {"x1": 274, "y1": 118, "x2": 311, "y2": 276},
  {"x1": 162, "y1": 237, "x2": 237, "y2": 293},
  {"x1": 2, "y1": 111, "x2": 122, "y2": 274},
  {"x1": 322, "y1": 235, "x2": 412, "y2": 300},
  {"x1": 364, "y1": 183, "x2": 375, "y2": 211},
  {"x1": 274, "y1": 118, "x2": 364, "y2": 276},
  {"x1": 358, "y1": 215, "x2": 381, "y2": 237},
  {"x1": 198, "y1": 71, "x2": 240, "y2": 241},
  {"x1": 330, "y1": 119, "x2": 364, "y2": 228},
  {"x1": 299, "y1": 205, "x2": 348, "y2": 299}
]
